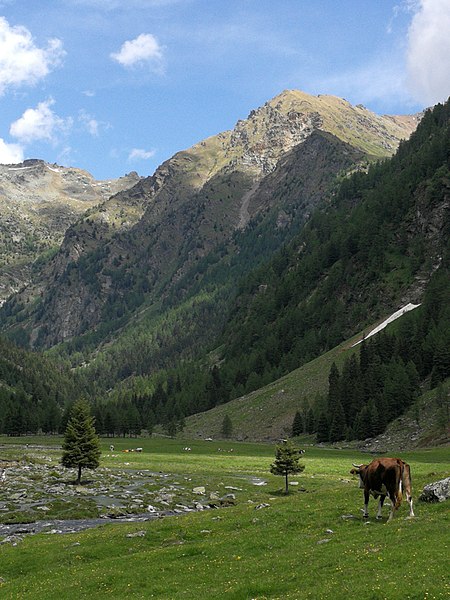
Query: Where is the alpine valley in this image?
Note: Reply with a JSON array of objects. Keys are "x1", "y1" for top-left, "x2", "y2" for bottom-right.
[{"x1": 0, "y1": 90, "x2": 448, "y2": 446}]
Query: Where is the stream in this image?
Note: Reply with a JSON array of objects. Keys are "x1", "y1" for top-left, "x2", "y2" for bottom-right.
[{"x1": 0, "y1": 509, "x2": 182, "y2": 539}]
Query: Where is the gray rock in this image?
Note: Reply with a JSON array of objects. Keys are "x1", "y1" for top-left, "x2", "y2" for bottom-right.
[
  {"x1": 126, "y1": 530, "x2": 145, "y2": 538},
  {"x1": 419, "y1": 477, "x2": 450, "y2": 503},
  {"x1": 193, "y1": 486, "x2": 205, "y2": 495},
  {"x1": 1, "y1": 534, "x2": 24, "y2": 545}
]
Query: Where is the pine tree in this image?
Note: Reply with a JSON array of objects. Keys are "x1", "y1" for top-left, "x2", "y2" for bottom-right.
[
  {"x1": 316, "y1": 410, "x2": 329, "y2": 443},
  {"x1": 270, "y1": 440, "x2": 305, "y2": 494},
  {"x1": 327, "y1": 362, "x2": 341, "y2": 412},
  {"x1": 221, "y1": 414, "x2": 233, "y2": 438},
  {"x1": 291, "y1": 411, "x2": 303, "y2": 437},
  {"x1": 305, "y1": 407, "x2": 315, "y2": 434},
  {"x1": 329, "y1": 400, "x2": 346, "y2": 442},
  {"x1": 61, "y1": 399, "x2": 101, "y2": 485}
]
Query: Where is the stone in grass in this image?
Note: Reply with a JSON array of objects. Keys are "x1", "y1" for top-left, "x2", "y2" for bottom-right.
[
  {"x1": 317, "y1": 539, "x2": 331, "y2": 544},
  {"x1": 193, "y1": 486, "x2": 206, "y2": 495},
  {"x1": 126, "y1": 530, "x2": 146, "y2": 538},
  {"x1": 0, "y1": 535, "x2": 24, "y2": 546},
  {"x1": 419, "y1": 477, "x2": 450, "y2": 503}
]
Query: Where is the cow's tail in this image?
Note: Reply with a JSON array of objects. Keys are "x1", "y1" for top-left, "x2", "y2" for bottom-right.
[{"x1": 395, "y1": 462, "x2": 404, "y2": 509}]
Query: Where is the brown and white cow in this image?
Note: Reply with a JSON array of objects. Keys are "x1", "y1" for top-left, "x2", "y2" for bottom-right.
[{"x1": 350, "y1": 457, "x2": 414, "y2": 522}]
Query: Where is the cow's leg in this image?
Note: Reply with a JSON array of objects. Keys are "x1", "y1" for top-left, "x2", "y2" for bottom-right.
[
  {"x1": 363, "y1": 490, "x2": 370, "y2": 518},
  {"x1": 386, "y1": 493, "x2": 399, "y2": 523},
  {"x1": 405, "y1": 492, "x2": 415, "y2": 517},
  {"x1": 376, "y1": 495, "x2": 385, "y2": 519}
]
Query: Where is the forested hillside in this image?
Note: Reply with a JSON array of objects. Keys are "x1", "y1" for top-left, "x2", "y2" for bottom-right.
[
  {"x1": 1, "y1": 91, "x2": 413, "y2": 350},
  {"x1": 102, "y1": 99, "x2": 448, "y2": 437},
  {"x1": 0, "y1": 336, "x2": 79, "y2": 434},
  {"x1": 0, "y1": 97, "x2": 447, "y2": 441}
]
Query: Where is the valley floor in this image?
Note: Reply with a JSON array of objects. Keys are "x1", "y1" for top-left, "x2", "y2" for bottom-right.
[{"x1": 0, "y1": 438, "x2": 449, "y2": 599}]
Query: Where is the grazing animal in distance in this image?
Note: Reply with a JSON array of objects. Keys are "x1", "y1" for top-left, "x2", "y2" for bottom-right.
[{"x1": 350, "y1": 457, "x2": 414, "y2": 522}]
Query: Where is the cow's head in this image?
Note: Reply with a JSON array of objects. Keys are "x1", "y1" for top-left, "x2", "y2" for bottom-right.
[{"x1": 350, "y1": 463, "x2": 367, "y2": 488}]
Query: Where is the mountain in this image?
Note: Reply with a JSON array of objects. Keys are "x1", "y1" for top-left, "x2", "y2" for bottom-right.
[
  {"x1": 0, "y1": 93, "x2": 448, "y2": 447},
  {"x1": 86, "y1": 97, "x2": 448, "y2": 441},
  {"x1": 0, "y1": 159, "x2": 141, "y2": 303},
  {"x1": 0, "y1": 90, "x2": 417, "y2": 349}
]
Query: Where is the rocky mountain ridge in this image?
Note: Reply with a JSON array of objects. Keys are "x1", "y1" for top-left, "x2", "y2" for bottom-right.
[
  {"x1": 0, "y1": 159, "x2": 141, "y2": 302},
  {"x1": 0, "y1": 90, "x2": 419, "y2": 348}
]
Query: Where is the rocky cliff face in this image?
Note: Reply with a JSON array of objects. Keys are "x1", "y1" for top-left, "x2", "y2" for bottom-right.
[
  {"x1": 0, "y1": 159, "x2": 141, "y2": 302},
  {"x1": 0, "y1": 90, "x2": 419, "y2": 347}
]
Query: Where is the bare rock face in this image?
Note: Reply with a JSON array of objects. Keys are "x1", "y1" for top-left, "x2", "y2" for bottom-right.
[
  {"x1": 0, "y1": 90, "x2": 419, "y2": 347},
  {"x1": 0, "y1": 160, "x2": 141, "y2": 303},
  {"x1": 419, "y1": 477, "x2": 450, "y2": 503}
]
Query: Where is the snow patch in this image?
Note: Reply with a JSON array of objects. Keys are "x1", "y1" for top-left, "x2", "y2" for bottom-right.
[
  {"x1": 46, "y1": 165, "x2": 61, "y2": 173},
  {"x1": 351, "y1": 303, "x2": 421, "y2": 347},
  {"x1": 7, "y1": 166, "x2": 33, "y2": 171}
]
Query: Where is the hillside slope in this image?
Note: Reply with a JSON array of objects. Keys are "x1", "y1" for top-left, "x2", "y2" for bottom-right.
[
  {"x1": 98, "y1": 98, "x2": 448, "y2": 440},
  {"x1": 0, "y1": 90, "x2": 416, "y2": 349},
  {"x1": 0, "y1": 160, "x2": 140, "y2": 303},
  {"x1": 183, "y1": 308, "x2": 449, "y2": 448}
]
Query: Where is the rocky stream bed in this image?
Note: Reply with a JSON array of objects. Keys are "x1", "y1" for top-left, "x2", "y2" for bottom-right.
[{"x1": 0, "y1": 447, "x2": 251, "y2": 544}]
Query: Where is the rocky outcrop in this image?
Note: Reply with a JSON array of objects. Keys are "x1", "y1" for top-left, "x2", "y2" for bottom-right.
[
  {"x1": 419, "y1": 478, "x2": 450, "y2": 503},
  {"x1": 0, "y1": 90, "x2": 418, "y2": 347},
  {"x1": 0, "y1": 159, "x2": 141, "y2": 302}
]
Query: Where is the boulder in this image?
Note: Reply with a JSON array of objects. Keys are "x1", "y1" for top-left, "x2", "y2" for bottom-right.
[{"x1": 419, "y1": 477, "x2": 450, "y2": 503}]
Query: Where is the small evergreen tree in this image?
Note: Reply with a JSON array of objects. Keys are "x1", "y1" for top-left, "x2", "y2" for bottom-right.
[
  {"x1": 291, "y1": 411, "x2": 303, "y2": 437},
  {"x1": 61, "y1": 399, "x2": 101, "y2": 485},
  {"x1": 221, "y1": 414, "x2": 233, "y2": 438},
  {"x1": 329, "y1": 400, "x2": 346, "y2": 442},
  {"x1": 316, "y1": 410, "x2": 329, "y2": 443},
  {"x1": 305, "y1": 406, "x2": 316, "y2": 434},
  {"x1": 270, "y1": 440, "x2": 305, "y2": 494}
]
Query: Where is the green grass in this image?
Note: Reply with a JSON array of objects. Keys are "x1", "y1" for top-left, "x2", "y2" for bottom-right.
[{"x1": 0, "y1": 439, "x2": 449, "y2": 599}]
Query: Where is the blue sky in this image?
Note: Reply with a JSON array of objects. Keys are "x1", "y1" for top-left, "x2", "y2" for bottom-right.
[{"x1": 0, "y1": 0, "x2": 449, "y2": 180}]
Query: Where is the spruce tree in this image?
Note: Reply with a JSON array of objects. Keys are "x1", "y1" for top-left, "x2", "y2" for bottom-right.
[
  {"x1": 61, "y1": 399, "x2": 101, "y2": 485},
  {"x1": 221, "y1": 414, "x2": 233, "y2": 438},
  {"x1": 305, "y1": 407, "x2": 315, "y2": 434},
  {"x1": 329, "y1": 400, "x2": 346, "y2": 442},
  {"x1": 316, "y1": 410, "x2": 329, "y2": 443},
  {"x1": 291, "y1": 411, "x2": 303, "y2": 437},
  {"x1": 270, "y1": 440, "x2": 305, "y2": 494}
]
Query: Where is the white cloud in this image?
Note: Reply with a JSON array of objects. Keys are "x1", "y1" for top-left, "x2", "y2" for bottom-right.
[
  {"x1": 128, "y1": 148, "x2": 156, "y2": 161},
  {"x1": 111, "y1": 33, "x2": 164, "y2": 71},
  {"x1": 0, "y1": 138, "x2": 24, "y2": 164},
  {"x1": 78, "y1": 110, "x2": 111, "y2": 137},
  {"x1": 79, "y1": 110, "x2": 99, "y2": 136},
  {"x1": 310, "y1": 57, "x2": 412, "y2": 110},
  {"x1": 10, "y1": 99, "x2": 73, "y2": 145},
  {"x1": 407, "y1": 0, "x2": 450, "y2": 104},
  {"x1": 0, "y1": 17, "x2": 65, "y2": 95}
]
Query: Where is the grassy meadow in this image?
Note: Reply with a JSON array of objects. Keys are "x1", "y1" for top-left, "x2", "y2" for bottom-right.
[{"x1": 0, "y1": 436, "x2": 449, "y2": 599}]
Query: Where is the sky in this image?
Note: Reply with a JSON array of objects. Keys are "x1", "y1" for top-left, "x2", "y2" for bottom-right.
[{"x1": 0, "y1": 0, "x2": 449, "y2": 180}]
